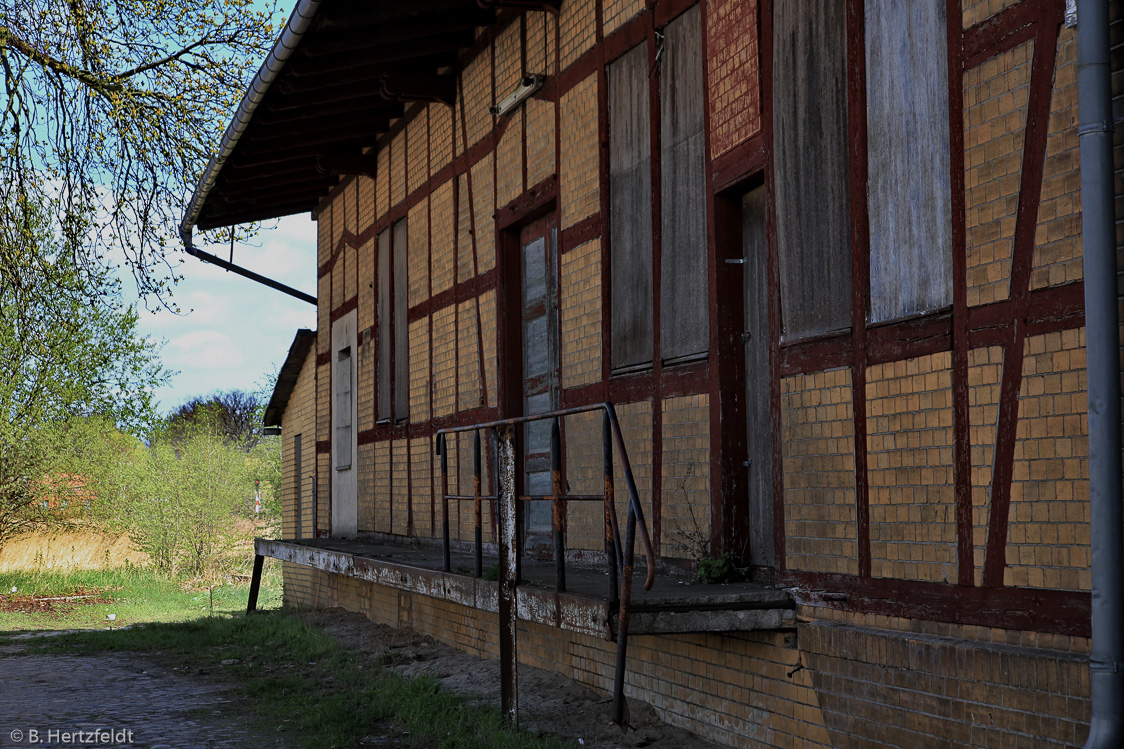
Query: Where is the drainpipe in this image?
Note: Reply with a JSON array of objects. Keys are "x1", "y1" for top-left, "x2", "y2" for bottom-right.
[{"x1": 1077, "y1": 1, "x2": 1124, "y2": 746}]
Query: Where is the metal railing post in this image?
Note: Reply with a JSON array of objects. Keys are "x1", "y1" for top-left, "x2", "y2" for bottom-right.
[
  {"x1": 550, "y1": 416, "x2": 566, "y2": 592},
  {"x1": 495, "y1": 424, "x2": 519, "y2": 722},
  {"x1": 602, "y1": 410, "x2": 619, "y2": 606},
  {"x1": 473, "y1": 428, "x2": 483, "y2": 578},
  {"x1": 438, "y1": 433, "x2": 450, "y2": 572},
  {"x1": 612, "y1": 504, "x2": 637, "y2": 728}
]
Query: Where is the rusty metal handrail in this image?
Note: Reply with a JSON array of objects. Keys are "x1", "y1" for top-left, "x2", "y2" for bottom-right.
[{"x1": 435, "y1": 402, "x2": 655, "y2": 728}]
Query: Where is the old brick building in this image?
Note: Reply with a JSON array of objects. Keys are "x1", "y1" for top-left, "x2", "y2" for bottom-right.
[{"x1": 183, "y1": 0, "x2": 1117, "y2": 745}]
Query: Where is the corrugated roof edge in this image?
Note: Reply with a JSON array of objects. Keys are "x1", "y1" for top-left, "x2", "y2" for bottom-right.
[
  {"x1": 179, "y1": 0, "x2": 323, "y2": 248},
  {"x1": 263, "y1": 328, "x2": 317, "y2": 428}
]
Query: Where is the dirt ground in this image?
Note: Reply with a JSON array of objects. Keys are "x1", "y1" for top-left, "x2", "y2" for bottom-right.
[
  {"x1": 0, "y1": 606, "x2": 721, "y2": 748},
  {"x1": 307, "y1": 608, "x2": 722, "y2": 749}
]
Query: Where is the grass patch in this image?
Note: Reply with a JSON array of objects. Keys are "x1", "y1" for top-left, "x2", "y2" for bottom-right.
[
  {"x1": 26, "y1": 611, "x2": 569, "y2": 749},
  {"x1": 0, "y1": 562, "x2": 283, "y2": 631}
]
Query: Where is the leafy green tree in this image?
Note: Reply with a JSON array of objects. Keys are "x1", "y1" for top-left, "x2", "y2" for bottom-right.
[
  {"x1": 0, "y1": 0, "x2": 277, "y2": 300},
  {"x1": 166, "y1": 390, "x2": 265, "y2": 451},
  {"x1": 122, "y1": 415, "x2": 253, "y2": 575},
  {"x1": 0, "y1": 203, "x2": 167, "y2": 548}
]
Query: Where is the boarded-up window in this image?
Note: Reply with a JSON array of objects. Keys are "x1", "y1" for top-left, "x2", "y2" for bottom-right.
[
  {"x1": 335, "y1": 349, "x2": 352, "y2": 470},
  {"x1": 660, "y1": 6, "x2": 708, "y2": 363},
  {"x1": 865, "y1": 0, "x2": 952, "y2": 322},
  {"x1": 376, "y1": 222, "x2": 411, "y2": 422},
  {"x1": 393, "y1": 219, "x2": 409, "y2": 420},
  {"x1": 773, "y1": 0, "x2": 852, "y2": 339},
  {"x1": 377, "y1": 228, "x2": 391, "y2": 421},
  {"x1": 609, "y1": 44, "x2": 654, "y2": 372}
]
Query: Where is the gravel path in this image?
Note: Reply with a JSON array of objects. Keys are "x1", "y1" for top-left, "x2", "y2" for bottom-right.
[{"x1": 0, "y1": 639, "x2": 292, "y2": 749}]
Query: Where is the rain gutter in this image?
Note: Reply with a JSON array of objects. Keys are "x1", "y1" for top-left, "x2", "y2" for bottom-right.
[{"x1": 178, "y1": 0, "x2": 323, "y2": 248}]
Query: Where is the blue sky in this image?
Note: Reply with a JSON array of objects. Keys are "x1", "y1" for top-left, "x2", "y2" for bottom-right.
[{"x1": 134, "y1": 214, "x2": 317, "y2": 413}]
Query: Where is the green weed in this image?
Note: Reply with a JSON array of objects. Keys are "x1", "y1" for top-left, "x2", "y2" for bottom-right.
[{"x1": 27, "y1": 610, "x2": 569, "y2": 749}]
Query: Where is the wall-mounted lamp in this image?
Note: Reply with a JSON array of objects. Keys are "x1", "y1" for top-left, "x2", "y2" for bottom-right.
[{"x1": 489, "y1": 74, "x2": 545, "y2": 116}]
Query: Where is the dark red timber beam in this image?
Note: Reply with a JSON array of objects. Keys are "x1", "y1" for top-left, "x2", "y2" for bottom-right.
[
  {"x1": 948, "y1": 0, "x2": 973, "y2": 587},
  {"x1": 845, "y1": 0, "x2": 873, "y2": 580},
  {"x1": 982, "y1": 4, "x2": 1062, "y2": 589},
  {"x1": 761, "y1": 0, "x2": 787, "y2": 575}
]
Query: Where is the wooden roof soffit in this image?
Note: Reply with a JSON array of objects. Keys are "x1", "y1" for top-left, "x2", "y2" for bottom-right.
[
  {"x1": 477, "y1": 0, "x2": 560, "y2": 11},
  {"x1": 316, "y1": 152, "x2": 379, "y2": 177}
]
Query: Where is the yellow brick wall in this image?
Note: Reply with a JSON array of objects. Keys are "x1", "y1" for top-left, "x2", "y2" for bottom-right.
[
  {"x1": 526, "y1": 97, "x2": 557, "y2": 187},
  {"x1": 866, "y1": 353, "x2": 957, "y2": 584},
  {"x1": 357, "y1": 441, "x2": 374, "y2": 532},
  {"x1": 430, "y1": 179, "x2": 455, "y2": 296},
  {"x1": 457, "y1": 298, "x2": 484, "y2": 412},
  {"x1": 342, "y1": 179, "x2": 357, "y2": 238},
  {"x1": 471, "y1": 153, "x2": 496, "y2": 274},
  {"x1": 330, "y1": 188, "x2": 345, "y2": 250},
  {"x1": 526, "y1": 10, "x2": 557, "y2": 76},
  {"x1": 316, "y1": 452, "x2": 330, "y2": 531},
  {"x1": 968, "y1": 345, "x2": 1004, "y2": 585},
  {"x1": 559, "y1": 0, "x2": 597, "y2": 70},
  {"x1": 660, "y1": 395, "x2": 712, "y2": 560},
  {"x1": 356, "y1": 174, "x2": 375, "y2": 233},
  {"x1": 315, "y1": 361, "x2": 329, "y2": 443},
  {"x1": 431, "y1": 303, "x2": 458, "y2": 418},
  {"x1": 376, "y1": 145, "x2": 390, "y2": 218},
  {"x1": 391, "y1": 128, "x2": 407, "y2": 207},
  {"x1": 613, "y1": 401, "x2": 655, "y2": 547},
  {"x1": 962, "y1": 0, "x2": 1020, "y2": 28},
  {"x1": 317, "y1": 203, "x2": 331, "y2": 268},
  {"x1": 281, "y1": 346, "x2": 317, "y2": 539},
  {"x1": 374, "y1": 440, "x2": 391, "y2": 533},
  {"x1": 392, "y1": 439, "x2": 410, "y2": 536},
  {"x1": 408, "y1": 198, "x2": 430, "y2": 309},
  {"x1": 408, "y1": 108, "x2": 430, "y2": 196},
  {"x1": 780, "y1": 369, "x2": 858, "y2": 575},
  {"x1": 478, "y1": 289, "x2": 498, "y2": 409},
  {"x1": 1006, "y1": 328, "x2": 1090, "y2": 591},
  {"x1": 560, "y1": 238, "x2": 602, "y2": 388},
  {"x1": 1032, "y1": 26, "x2": 1083, "y2": 290},
  {"x1": 496, "y1": 108, "x2": 525, "y2": 208},
  {"x1": 559, "y1": 73, "x2": 600, "y2": 229},
  {"x1": 408, "y1": 317, "x2": 431, "y2": 423},
  {"x1": 429, "y1": 102, "x2": 454, "y2": 174},
  {"x1": 603, "y1": 0, "x2": 644, "y2": 37},
  {"x1": 286, "y1": 568, "x2": 1091, "y2": 748},
  {"x1": 410, "y1": 437, "x2": 433, "y2": 538},
  {"x1": 561, "y1": 409, "x2": 604, "y2": 552},
  {"x1": 456, "y1": 171, "x2": 474, "y2": 284},
  {"x1": 963, "y1": 40, "x2": 1032, "y2": 307},
  {"x1": 456, "y1": 47, "x2": 492, "y2": 152}
]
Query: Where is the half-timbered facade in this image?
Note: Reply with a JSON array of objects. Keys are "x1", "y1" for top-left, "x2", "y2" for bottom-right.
[{"x1": 183, "y1": 0, "x2": 1116, "y2": 745}]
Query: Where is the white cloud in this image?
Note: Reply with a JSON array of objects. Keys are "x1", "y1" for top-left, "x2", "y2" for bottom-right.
[{"x1": 135, "y1": 213, "x2": 318, "y2": 413}]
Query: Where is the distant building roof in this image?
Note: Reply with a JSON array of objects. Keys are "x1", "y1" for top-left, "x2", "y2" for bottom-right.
[{"x1": 264, "y1": 329, "x2": 316, "y2": 427}]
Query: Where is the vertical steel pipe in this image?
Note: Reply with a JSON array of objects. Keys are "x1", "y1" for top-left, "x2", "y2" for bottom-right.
[
  {"x1": 603, "y1": 411, "x2": 620, "y2": 605},
  {"x1": 611, "y1": 505, "x2": 637, "y2": 729},
  {"x1": 550, "y1": 416, "x2": 566, "y2": 591},
  {"x1": 438, "y1": 433, "x2": 451, "y2": 572},
  {"x1": 474, "y1": 429, "x2": 483, "y2": 577},
  {"x1": 495, "y1": 424, "x2": 520, "y2": 722},
  {"x1": 1077, "y1": 1, "x2": 1124, "y2": 745}
]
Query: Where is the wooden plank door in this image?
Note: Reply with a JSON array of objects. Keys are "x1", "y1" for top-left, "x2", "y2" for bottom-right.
[
  {"x1": 518, "y1": 214, "x2": 559, "y2": 554},
  {"x1": 742, "y1": 186, "x2": 775, "y2": 567}
]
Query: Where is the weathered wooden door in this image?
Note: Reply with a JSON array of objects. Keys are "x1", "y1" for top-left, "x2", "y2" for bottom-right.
[
  {"x1": 742, "y1": 186, "x2": 775, "y2": 567},
  {"x1": 518, "y1": 214, "x2": 559, "y2": 553}
]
